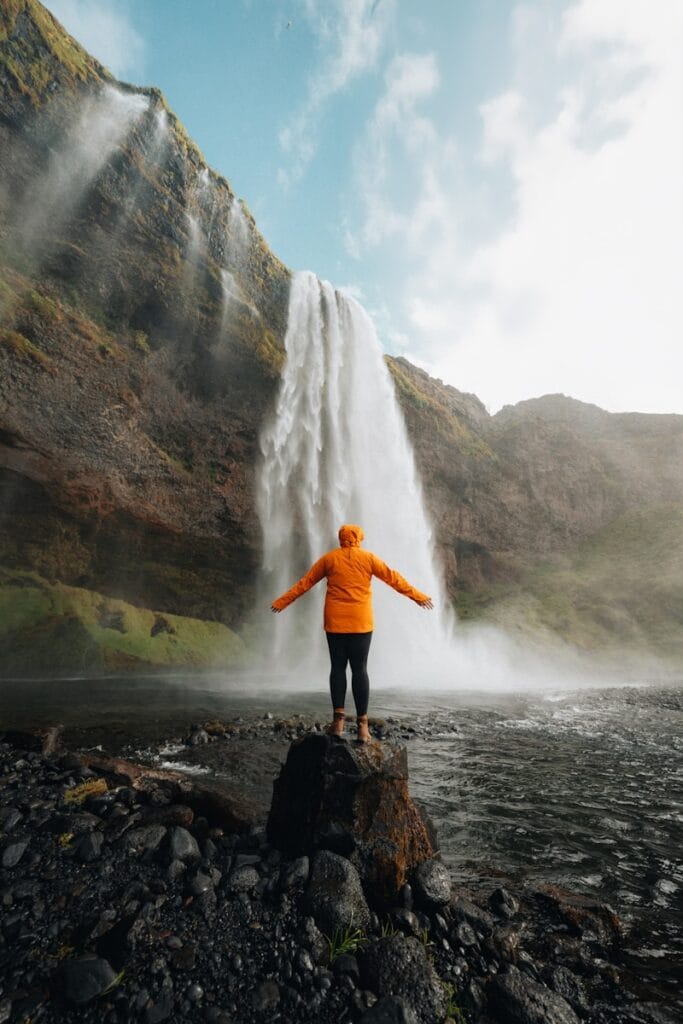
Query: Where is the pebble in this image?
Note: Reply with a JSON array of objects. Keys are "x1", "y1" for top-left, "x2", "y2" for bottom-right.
[
  {"x1": 252, "y1": 979, "x2": 280, "y2": 1011},
  {"x1": 168, "y1": 826, "x2": 200, "y2": 862},
  {"x1": 1, "y1": 840, "x2": 29, "y2": 868}
]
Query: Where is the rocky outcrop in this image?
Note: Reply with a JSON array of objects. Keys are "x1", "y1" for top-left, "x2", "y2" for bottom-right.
[{"x1": 266, "y1": 734, "x2": 435, "y2": 904}]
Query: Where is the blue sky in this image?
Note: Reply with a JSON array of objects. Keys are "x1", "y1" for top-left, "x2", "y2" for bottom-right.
[{"x1": 46, "y1": 1, "x2": 682, "y2": 414}]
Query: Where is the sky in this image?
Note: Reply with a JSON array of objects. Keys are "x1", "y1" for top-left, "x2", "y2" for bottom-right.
[{"x1": 45, "y1": 0, "x2": 683, "y2": 415}]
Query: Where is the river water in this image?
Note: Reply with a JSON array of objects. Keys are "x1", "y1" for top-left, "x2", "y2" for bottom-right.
[{"x1": 1, "y1": 677, "x2": 680, "y2": 998}]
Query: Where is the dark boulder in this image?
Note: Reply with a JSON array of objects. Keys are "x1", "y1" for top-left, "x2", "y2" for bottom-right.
[
  {"x1": 62, "y1": 956, "x2": 118, "y2": 1005},
  {"x1": 303, "y1": 849, "x2": 370, "y2": 934},
  {"x1": 360, "y1": 995, "x2": 420, "y2": 1024},
  {"x1": 267, "y1": 734, "x2": 435, "y2": 903},
  {"x1": 412, "y1": 858, "x2": 451, "y2": 910},
  {"x1": 532, "y1": 885, "x2": 623, "y2": 948},
  {"x1": 545, "y1": 966, "x2": 590, "y2": 1013},
  {"x1": 359, "y1": 934, "x2": 447, "y2": 1024},
  {"x1": 487, "y1": 965, "x2": 580, "y2": 1024}
]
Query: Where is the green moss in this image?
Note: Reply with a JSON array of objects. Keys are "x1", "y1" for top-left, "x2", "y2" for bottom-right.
[
  {"x1": 28, "y1": 0, "x2": 102, "y2": 82},
  {"x1": 0, "y1": 1, "x2": 105, "y2": 108},
  {"x1": 387, "y1": 359, "x2": 494, "y2": 459},
  {"x1": 0, "y1": 567, "x2": 246, "y2": 676},
  {"x1": 0, "y1": 275, "x2": 16, "y2": 319},
  {"x1": 131, "y1": 329, "x2": 150, "y2": 354},
  {"x1": 0, "y1": 0, "x2": 24, "y2": 43},
  {"x1": 25, "y1": 288, "x2": 61, "y2": 320},
  {"x1": 0, "y1": 327, "x2": 52, "y2": 367}
]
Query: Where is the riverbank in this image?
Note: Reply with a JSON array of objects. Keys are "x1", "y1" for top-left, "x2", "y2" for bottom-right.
[{"x1": 0, "y1": 703, "x2": 679, "y2": 1023}]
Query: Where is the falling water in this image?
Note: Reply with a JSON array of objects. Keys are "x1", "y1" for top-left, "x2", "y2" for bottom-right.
[
  {"x1": 227, "y1": 198, "x2": 250, "y2": 265},
  {"x1": 257, "y1": 271, "x2": 455, "y2": 684},
  {"x1": 18, "y1": 85, "x2": 149, "y2": 249}
]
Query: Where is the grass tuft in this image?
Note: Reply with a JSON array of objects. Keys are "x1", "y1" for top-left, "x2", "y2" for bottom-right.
[{"x1": 324, "y1": 915, "x2": 367, "y2": 963}]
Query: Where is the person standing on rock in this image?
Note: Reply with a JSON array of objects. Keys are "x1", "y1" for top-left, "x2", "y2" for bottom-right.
[{"x1": 271, "y1": 524, "x2": 433, "y2": 742}]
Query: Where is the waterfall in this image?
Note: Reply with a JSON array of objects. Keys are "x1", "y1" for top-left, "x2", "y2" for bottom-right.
[
  {"x1": 18, "y1": 85, "x2": 149, "y2": 250},
  {"x1": 257, "y1": 270, "x2": 455, "y2": 685},
  {"x1": 227, "y1": 198, "x2": 250, "y2": 265}
]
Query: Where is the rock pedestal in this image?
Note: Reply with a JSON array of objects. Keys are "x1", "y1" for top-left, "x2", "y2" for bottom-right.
[{"x1": 266, "y1": 734, "x2": 436, "y2": 904}]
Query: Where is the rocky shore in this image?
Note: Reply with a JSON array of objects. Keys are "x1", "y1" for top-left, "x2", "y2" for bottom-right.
[{"x1": 0, "y1": 722, "x2": 677, "y2": 1024}]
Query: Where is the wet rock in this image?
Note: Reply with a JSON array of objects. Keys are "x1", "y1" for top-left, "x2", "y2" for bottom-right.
[
  {"x1": 0, "y1": 807, "x2": 22, "y2": 832},
  {"x1": 145, "y1": 993, "x2": 175, "y2": 1023},
  {"x1": 492, "y1": 924, "x2": 520, "y2": 962},
  {"x1": 124, "y1": 824, "x2": 167, "y2": 854},
  {"x1": 280, "y1": 855, "x2": 310, "y2": 890},
  {"x1": 304, "y1": 849, "x2": 370, "y2": 934},
  {"x1": 75, "y1": 830, "x2": 104, "y2": 862},
  {"x1": 1, "y1": 840, "x2": 29, "y2": 868},
  {"x1": 227, "y1": 864, "x2": 259, "y2": 893},
  {"x1": 252, "y1": 979, "x2": 280, "y2": 1011},
  {"x1": 142, "y1": 804, "x2": 194, "y2": 828},
  {"x1": 62, "y1": 955, "x2": 118, "y2": 1005},
  {"x1": 450, "y1": 893, "x2": 495, "y2": 933},
  {"x1": 490, "y1": 887, "x2": 519, "y2": 919},
  {"x1": 359, "y1": 934, "x2": 447, "y2": 1024},
  {"x1": 545, "y1": 966, "x2": 590, "y2": 1013},
  {"x1": 186, "y1": 871, "x2": 213, "y2": 897},
  {"x1": 360, "y1": 995, "x2": 419, "y2": 1024},
  {"x1": 488, "y1": 964, "x2": 580, "y2": 1024},
  {"x1": 454, "y1": 920, "x2": 479, "y2": 947},
  {"x1": 301, "y1": 915, "x2": 327, "y2": 963},
  {"x1": 187, "y1": 728, "x2": 209, "y2": 746},
  {"x1": 187, "y1": 984, "x2": 204, "y2": 1003},
  {"x1": 412, "y1": 858, "x2": 451, "y2": 910},
  {"x1": 332, "y1": 953, "x2": 360, "y2": 980},
  {"x1": 170, "y1": 944, "x2": 197, "y2": 972},
  {"x1": 167, "y1": 826, "x2": 200, "y2": 862},
  {"x1": 533, "y1": 885, "x2": 623, "y2": 947},
  {"x1": 167, "y1": 858, "x2": 186, "y2": 882},
  {"x1": 392, "y1": 908, "x2": 422, "y2": 937},
  {"x1": 268, "y1": 734, "x2": 435, "y2": 902},
  {"x1": 0, "y1": 998, "x2": 10, "y2": 1024}
]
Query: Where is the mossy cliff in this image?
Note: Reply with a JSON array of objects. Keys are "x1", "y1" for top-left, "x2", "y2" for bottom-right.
[
  {"x1": 0, "y1": 1, "x2": 289, "y2": 674},
  {"x1": 1, "y1": 1, "x2": 682, "y2": 675},
  {"x1": 386, "y1": 361, "x2": 683, "y2": 664}
]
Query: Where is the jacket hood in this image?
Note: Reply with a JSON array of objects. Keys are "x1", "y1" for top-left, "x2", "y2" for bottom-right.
[{"x1": 338, "y1": 524, "x2": 364, "y2": 548}]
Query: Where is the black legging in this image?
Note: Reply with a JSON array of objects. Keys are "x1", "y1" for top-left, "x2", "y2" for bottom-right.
[{"x1": 326, "y1": 631, "x2": 373, "y2": 716}]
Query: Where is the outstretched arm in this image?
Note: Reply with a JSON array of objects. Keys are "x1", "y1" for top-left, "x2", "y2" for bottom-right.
[
  {"x1": 370, "y1": 555, "x2": 433, "y2": 608},
  {"x1": 271, "y1": 556, "x2": 327, "y2": 612}
]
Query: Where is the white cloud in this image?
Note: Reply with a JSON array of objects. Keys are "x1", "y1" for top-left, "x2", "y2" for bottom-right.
[
  {"x1": 350, "y1": 0, "x2": 683, "y2": 415},
  {"x1": 278, "y1": 0, "x2": 395, "y2": 188},
  {"x1": 46, "y1": 0, "x2": 144, "y2": 80}
]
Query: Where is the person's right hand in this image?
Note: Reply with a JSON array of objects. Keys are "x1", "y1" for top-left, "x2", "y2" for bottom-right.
[
  {"x1": 270, "y1": 604, "x2": 282, "y2": 613},
  {"x1": 418, "y1": 598, "x2": 433, "y2": 610}
]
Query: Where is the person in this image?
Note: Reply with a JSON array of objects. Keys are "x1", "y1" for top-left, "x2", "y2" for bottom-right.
[{"x1": 270, "y1": 523, "x2": 433, "y2": 743}]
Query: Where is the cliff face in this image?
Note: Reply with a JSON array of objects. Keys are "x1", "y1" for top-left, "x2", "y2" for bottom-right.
[
  {"x1": 1, "y1": 1, "x2": 682, "y2": 673},
  {"x1": 0, "y1": 0, "x2": 289, "y2": 642}
]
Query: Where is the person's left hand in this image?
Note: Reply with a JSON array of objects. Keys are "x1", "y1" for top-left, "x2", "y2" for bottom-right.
[
  {"x1": 418, "y1": 598, "x2": 434, "y2": 610},
  {"x1": 271, "y1": 604, "x2": 282, "y2": 613}
]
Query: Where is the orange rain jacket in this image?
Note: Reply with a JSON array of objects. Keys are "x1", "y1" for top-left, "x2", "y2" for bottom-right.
[{"x1": 271, "y1": 524, "x2": 430, "y2": 634}]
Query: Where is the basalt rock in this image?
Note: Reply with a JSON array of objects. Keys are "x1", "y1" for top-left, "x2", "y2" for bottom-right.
[
  {"x1": 267, "y1": 734, "x2": 435, "y2": 904},
  {"x1": 359, "y1": 934, "x2": 447, "y2": 1024}
]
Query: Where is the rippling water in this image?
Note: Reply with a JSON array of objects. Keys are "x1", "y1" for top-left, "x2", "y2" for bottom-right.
[
  {"x1": 400, "y1": 687, "x2": 682, "y2": 981},
  {"x1": 2, "y1": 677, "x2": 681, "y2": 993}
]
